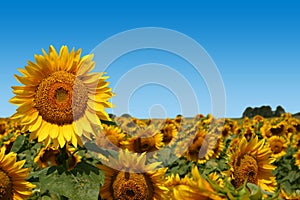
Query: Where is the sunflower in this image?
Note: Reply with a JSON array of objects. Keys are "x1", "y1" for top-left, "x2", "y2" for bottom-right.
[
  {"x1": 252, "y1": 115, "x2": 265, "y2": 124},
  {"x1": 127, "y1": 126, "x2": 164, "y2": 153},
  {"x1": 291, "y1": 133, "x2": 300, "y2": 149},
  {"x1": 10, "y1": 45, "x2": 114, "y2": 148},
  {"x1": 95, "y1": 124, "x2": 126, "y2": 150},
  {"x1": 34, "y1": 146, "x2": 59, "y2": 168},
  {"x1": 0, "y1": 147, "x2": 35, "y2": 199},
  {"x1": 294, "y1": 149, "x2": 300, "y2": 170},
  {"x1": 184, "y1": 127, "x2": 215, "y2": 164},
  {"x1": 228, "y1": 136, "x2": 277, "y2": 192},
  {"x1": 267, "y1": 135, "x2": 288, "y2": 158},
  {"x1": 208, "y1": 172, "x2": 224, "y2": 187},
  {"x1": 261, "y1": 120, "x2": 288, "y2": 139},
  {"x1": 169, "y1": 166, "x2": 224, "y2": 200},
  {"x1": 34, "y1": 145, "x2": 81, "y2": 170},
  {"x1": 0, "y1": 120, "x2": 7, "y2": 135},
  {"x1": 98, "y1": 149, "x2": 168, "y2": 200},
  {"x1": 160, "y1": 123, "x2": 178, "y2": 145},
  {"x1": 280, "y1": 188, "x2": 300, "y2": 200}
]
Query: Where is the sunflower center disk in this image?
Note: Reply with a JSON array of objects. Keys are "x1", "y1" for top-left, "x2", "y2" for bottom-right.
[
  {"x1": 0, "y1": 170, "x2": 13, "y2": 199},
  {"x1": 113, "y1": 172, "x2": 153, "y2": 200},
  {"x1": 0, "y1": 121, "x2": 6, "y2": 135},
  {"x1": 271, "y1": 141, "x2": 283, "y2": 154},
  {"x1": 235, "y1": 154, "x2": 258, "y2": 187},
  {"x1": 35, "y1": 71, "x2": 88, "y2": 125}
]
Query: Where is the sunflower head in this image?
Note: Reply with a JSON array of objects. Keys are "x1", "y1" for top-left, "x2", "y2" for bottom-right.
[
  {"x1": 10, "y1": 45, "x2": 114, "y2": 148},
  {"x1": 127, "y1": 126, "x2": 164, "y2": 153},
  {"x1": 170, "y1": 166, "x2": 223, "y2": 200},
  {"x1": 34, "y1": 145, "x2": 80, "y2": 170},
  {"x1": 294, "y1": 149, "x2": 300, "y2": 170},
  {"x1": 268, "y1": 135, "x2": 288, "y2": 158},
  {"x1": 228, "y1": 136, "x2": 277, "y2": 192},
  {"x1": 160, "y1": 123, "x2": 178, "y2": 145},
  {"x1": 34, "y1": 146, "x2": 60, "y2": 168},
  {"x1": 185, "y1": 128, "x2": 214, "y2": 164},
  {"x1": 95, "y1": 124, "x2": 126, "y2": 151},
  {"x1": 269, "y1": 121, "x2": 287, "y2": 137},
  {"x1": 98, "y1": 150, "x2": 168, "y2": 200},
  {"x1": 0, "y1": 147, "x2": 35, "y2": 199},
  {"x1": 291, "y1": 133, "x2": 300, "y2": 149},
  {"x1": 0, "y1": 120, "x2": 7, "y2": 135}
]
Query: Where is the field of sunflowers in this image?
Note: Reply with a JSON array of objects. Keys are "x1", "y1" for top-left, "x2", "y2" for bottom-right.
[{"x1": 0, "y1": 46, "x2": 300, "y2": 200}]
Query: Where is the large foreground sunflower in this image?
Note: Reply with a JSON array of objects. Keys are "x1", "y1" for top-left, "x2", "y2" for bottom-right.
[
  {"x1": 0, "y1": 147, "x2": 35, "y2": 199},
  {"x1": 10, "y1": 45, "x2": 114, "y2": 148},
  {"x1": 98, "y1": 150, "x2": 168, "y2": 200},
  {"x1": 228, "y1": 136, "x2": 277, "y2": 192}
]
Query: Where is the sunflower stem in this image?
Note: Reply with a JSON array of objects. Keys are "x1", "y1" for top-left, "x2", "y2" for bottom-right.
[{"x1": 59, "y1": 145, "x2": 69, "y2": 170}]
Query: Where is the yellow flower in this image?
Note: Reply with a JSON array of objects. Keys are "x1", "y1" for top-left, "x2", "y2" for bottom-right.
[
  {"x1": 0, "y1": 147, "x2": 35, "y2": 199},
  {"x1": 10, "y1": 45, "x2": 114, "y2": 148},
  {"x1": 261, "y1": 119, "x2": 288, "y2": 139},
  {"x1": 34, "y1": 145, "x2": 81, "y2": 170},
  {"x1": 160, "y1": 123, "x2": 178, "y2": 145},
  {"x1": 184, "y1": 127, "x2": 215, "y2": 164},
  {"x1": 280, "y1": 188, "x2": 300, "y2": 200},
  {"x1": 0, "y1": 120, "x2": 7, "y2": 135},
  {"x1": 208, "y1": 172, "x2": 224, "y2": 187},
  {"x1": 291, "y1": 133, "x2": 300, "y2": 149},
  {"x1": 228, "y1": 136, "x2": 277, "y2": 192},
  {"x1": 95, "y1": 124, "x2": 126, "y2": 151},
  {"x1": 252, "y1": 115, "x2": 265, "y2": 123},
  {"x1": 34, "y1": 146, "x2": 59, "y2": 168},
  {"x1": 294, "y1": 149, "x2": 300, "y2": 170},
  {"x1": 267, "y1": 135, "x2": 288, "y2": 158},
  {"x1": 98, "y1": 149, "x2": 168, "y2": 200},
  {"x1": 170, "y1": 166, "x2": 224, "y2": 200},
  {"x1": 127, "y1": 126, "x2": 164, "y2": 153}
]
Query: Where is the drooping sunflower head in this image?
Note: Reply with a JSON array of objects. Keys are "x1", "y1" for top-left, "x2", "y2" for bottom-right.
[
  {"x1": 34, "y1": 145, "x2": 81, "y2": 170},
  {"x1": 228, "y1": 136, "x2": 277, "y2": 192},
  {"x1": 10, "y1": 45, "x2": 114, "y2": 148},
  {"x1": 267, "y1": 135, "x2": 288, "y2": 158},
  {"x1": 98, "y1": 149, "x2": 168, "y2": 200},
  {"x1": 0, "y1": 147, "x2": 35, "y2": 199},
  {"x1": 34, "y1": 146, "x2": 60, "y2": 168}
]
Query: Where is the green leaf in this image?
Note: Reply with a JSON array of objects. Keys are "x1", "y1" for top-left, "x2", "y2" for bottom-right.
[
  {"x1": 247, "y1": 183, "x2": 262, "y2": 200},
  {"x1": 10, "y1": 135, "x2": 25, "y2": 153},
  {"x1": 39, "y1": 162, "x2": 104, "y2": 200},
  {"x1": 100, "y1": 119, "x2": 117, "y2": 126}
]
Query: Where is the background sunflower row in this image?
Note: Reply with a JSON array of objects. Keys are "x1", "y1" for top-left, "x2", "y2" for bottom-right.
[{"x1": 0, "y1": 113, "x2": 299, "y2": 199}]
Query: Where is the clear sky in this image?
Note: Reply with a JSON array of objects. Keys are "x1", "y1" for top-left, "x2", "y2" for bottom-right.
[{"x1": 0, "y1": 0, "x2": 299, "y2": 118}]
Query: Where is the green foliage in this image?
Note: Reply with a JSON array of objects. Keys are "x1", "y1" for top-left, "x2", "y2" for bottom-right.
[
  {"x1": 273, "y1": 146, "x2": 300, "y2": 195},
  {"x1": 29, "y1": 162, "x2": 104, "y2": 200}
]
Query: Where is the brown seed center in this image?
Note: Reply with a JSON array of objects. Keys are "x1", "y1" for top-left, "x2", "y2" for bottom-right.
[
  {"x1": 234, "y1": 154, "x2": 258, "y2": 188},
  {"x1": 271, "y1": 141, "x2": 283, "y2": 154},
  {"x1": 112, "y1": 172, "x2": 153, "y2": 200},
  {"x1": 0, "y1": 170, "x2": 13, "y2": 199},
  {"x1": 35, "y1": 71, "x2": 89, "y2": 125}
]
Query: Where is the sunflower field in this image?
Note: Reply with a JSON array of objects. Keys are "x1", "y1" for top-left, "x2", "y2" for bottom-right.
[{"x1": 0, "y1": 46, "x2": 300, "y2": 200}]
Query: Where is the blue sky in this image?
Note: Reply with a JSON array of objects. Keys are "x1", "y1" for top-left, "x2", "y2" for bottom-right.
[{"x1": 0, "y1": 0, "x2": 299, "y2": 118}]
